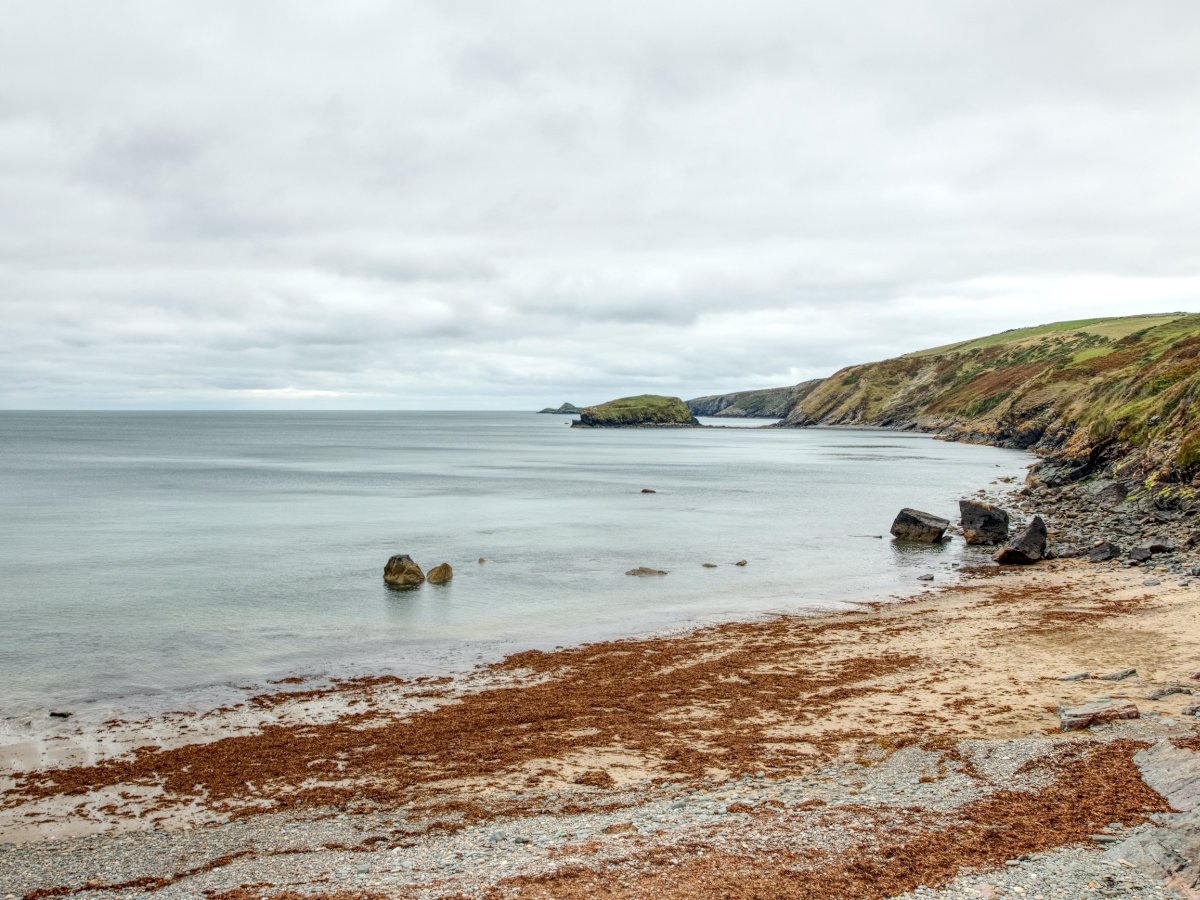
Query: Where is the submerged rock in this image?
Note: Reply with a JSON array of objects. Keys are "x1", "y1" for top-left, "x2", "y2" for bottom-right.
[
  {"x1": 890, "y1": 508, "x2": 950, "y2": 543},
  {"x1": 993, "y1": 516, "x2": 1047, "y2": 565},
  {"x1": 626, "y1": 566, "x2": 667, "y2": 577},
  {"x1": 384, "y1": 554, "x2": 425, "y2": 588},
  {"x1": 959, "y1": 499, "x2": 1010, "y2": 545},
  {"x1": 427, "y1": 562, "x2": 453, "y2": 584}
]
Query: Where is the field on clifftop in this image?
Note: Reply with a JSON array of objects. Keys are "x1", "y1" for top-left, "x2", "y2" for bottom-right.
[{"x1": 780, "y1": 312, "x2": 1200, "y2": 494}]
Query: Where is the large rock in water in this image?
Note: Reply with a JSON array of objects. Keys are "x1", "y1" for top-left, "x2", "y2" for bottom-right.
[
  {"x1": 427, "y1": 562, "x2": 453, "y2": 584},
  {"x1": 889, "y1": 508, "x2": 949, "y2": 543},
  {"x1": 958, "y1": 499, "x2": 1010, "y2": 545},
  {"x1": 993, "y1": 516, "x2": 1047, "y2": 565},
  {"x1": 383, "y1": 554, "x2": 425, "y2": 587},
  {"x1": 572, "y1": 395, "x2": 700, "y2": 428}
]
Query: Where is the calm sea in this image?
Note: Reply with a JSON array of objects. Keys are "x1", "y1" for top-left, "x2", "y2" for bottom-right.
[{"x1": 0, "y1": 412, "x2": 1028, "y2": 720}]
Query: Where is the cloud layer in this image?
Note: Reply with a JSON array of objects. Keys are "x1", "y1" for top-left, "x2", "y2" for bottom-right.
[{"x1": 2, "y1": 1, "x2": 1199, "y2": 408}]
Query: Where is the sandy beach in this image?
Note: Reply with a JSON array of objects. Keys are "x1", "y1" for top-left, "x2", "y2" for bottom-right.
[{"x1": 4, "y1": 554, "x2": 1199, "y2": 898}]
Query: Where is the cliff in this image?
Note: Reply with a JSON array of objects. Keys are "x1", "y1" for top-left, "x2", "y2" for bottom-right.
[
  {"x1": 779, "y1": 313, "x2": 1200, "y2": 498},
  {"x1": 572, "y1": 395, "x2": 701, "y2": 428},
  {"x1": 686, "y1": 381, "x2": 822, "y2": 418}
]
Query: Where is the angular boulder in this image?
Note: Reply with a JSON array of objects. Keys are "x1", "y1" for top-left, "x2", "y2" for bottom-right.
[
  {"x1": 1088, "y1": 541, "x2": 1122, "y2": 562},
  {"x1": 383, "y1": 554, "x2": 425, "y2": 588},
  {"x1": 1059, "y1": 700, "x2": 1139, "y2": 731},
  {"x1": 993, "y1": 516, "x2": 1047, "y2": 565},
  {"x1": 427, "y1": 562, "x2": 453, "y2": 584},
  {"x1": 890, "y1": 508, "x2": 950, "y2": 543},
  {"x1": 959, "y1": 499, "x2": 1010, "y2": 545}
]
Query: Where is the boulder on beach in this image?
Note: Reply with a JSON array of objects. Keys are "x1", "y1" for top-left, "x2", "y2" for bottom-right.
[
  {"x1": 993, "y1": 516, "x2": 1047, "y2": 565},
  {"x1": 626, "y1": 566, "x2": 667, "y2": 577},
  {"x1": 1059, "y1": 700, "x2": 1139, "y2": 731},
  {"x1": 958, "y1": 499, "x2": 1010, "y2": 545},
  {"x1": 384, "y1": 554, "x2": 425, "y2": 587},
  {"x1": 427, "y1": 562, "x2": 453, "y2": 584},
  {"x1": 890, "y1": 508, "x2": 950, "y2": 543},
  {"x1": 1087, "y1": 541, "x2": 1122, "y2": 562}
]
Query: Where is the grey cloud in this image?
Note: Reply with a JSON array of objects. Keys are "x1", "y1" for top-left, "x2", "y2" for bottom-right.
[{"x1": 1, "y1": 1, "x2": 1199, "y2": 408}]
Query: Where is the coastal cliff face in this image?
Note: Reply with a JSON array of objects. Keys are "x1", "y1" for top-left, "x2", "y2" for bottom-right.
[
  {"x1": 573, "y1": 394, "x2": 700, "y2": 428},
  {"x1": 686, "y1": 380, "x2": 822, "y2": 418},
  {"x1": 780, "y1": 313, "x2": 1200, "y2": 499}
]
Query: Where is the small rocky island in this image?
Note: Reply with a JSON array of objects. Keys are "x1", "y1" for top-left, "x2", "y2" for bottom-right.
[
  {"x1": 571, "y1": 394, "x2": 701, "y2": 428},
  {"x1": 537, "y1": 402, "x2": 582, "y2": 414}
]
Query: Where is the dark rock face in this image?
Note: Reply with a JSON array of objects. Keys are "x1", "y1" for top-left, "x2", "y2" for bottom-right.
[
  {"x1": 1129, "y1": 546, "x2": 1153, "y2": 563},
  {"x1": 959, "y1": 499, "x2": 1010, "y2": 545},
  {"x1": 993, "y1": 516, "x2": 1047, "y2": 565},
  {"x1": 1094, "y1": 481, "x2": 1130, "y2": 508},
  {"x1": 1088, "y1": 541, "x2": 1122, "y2": 562},
  {"x1": 384, "y1": 554, "x2": 425, "y2": 588},
  {"x1": 427, "y1": 562, "x2": 453, "y2": 584},
  {"x1": 890, "y1": 508, "x2": 950, "y2": 543}
]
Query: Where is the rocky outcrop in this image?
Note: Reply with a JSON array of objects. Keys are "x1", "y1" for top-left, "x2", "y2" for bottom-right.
[
  {"x1": 384, "y1": 554, "x2": 425, "y2": 588},
  {"x1": 1058, "y1": 699, "x2": 1139, "y2": 731},
  {"x1": 890, "y1": 508, "x2": 949, "y2": 543},
  {"x1": 573, "y1": 395, "x2": 700, "y2": 428},
  {"x1": 538, "y1": 402, "x2": 582, "y2": 415},
  {"x1": 427, "y1": 563, "x2": 453, "y2": 584},
  {"x1": 686, "y1": 380, "x2": 822, "y2": 418},
  {"x1": 993, "y1": 516, "x2": 1048, "y2": 565},
  {"x1": 626, "y1": 566, "x2": 667, "y2": 577},
  {"x1": 959, "y1": 499, "x2": 1010, "y2": 545}
]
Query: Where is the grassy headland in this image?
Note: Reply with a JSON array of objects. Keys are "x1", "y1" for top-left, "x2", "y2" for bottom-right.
[{"x1": 777, "y1": 312, "x2": 1200, "y2": 502}]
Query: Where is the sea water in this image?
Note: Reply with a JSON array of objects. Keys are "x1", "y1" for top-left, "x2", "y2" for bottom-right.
[{"x1": 0, "y1": 411, "x2": 1029, "y2": 719}]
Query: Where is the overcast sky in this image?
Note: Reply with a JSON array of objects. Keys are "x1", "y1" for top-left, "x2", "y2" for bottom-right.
[{"x1": 2, "y1": 1, "x2": 1199, "y2": 409}]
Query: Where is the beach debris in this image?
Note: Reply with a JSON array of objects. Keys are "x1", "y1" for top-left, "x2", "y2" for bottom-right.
[
  {"x1": 1088, "y1": 541, "x2": 1122, "y2": 562},
  {"x1": 890, "y1": 508, "x2": 949, "y2": 543},
  {"x1": 993, "y1": 516, "x2": 1047, "y2": 565},
  {"x1": 1147, "y1": 685, "x2": 1191, "y2": 700},
  {"x1": 1057, "y1": 672, "x2": 1090, "y2": 682},
  {"x1": 1059, "y1": 700, "x2": 1139, "y2": 731},
  {"x1": 383, "y1": 554, "x2": 425, "y2": 588},
  {"x1": 917, "y1": 574, "x2": 935, "y2": 581},
  {"x1": 626, "y1": 566, "x2": 667, "y2": 577},
  {"x1": 427, "y1": 563, "x2": 454, "y2": 585},
  {"x1": 1100, "y1": 667, "x2": 1137, "y2": 681},
  {"x1": 959, "y1": 499, "x2": 1010, "y2": 545},
  {"x1": 48, "y1": 711, "x2": 72, "y2": 719},
  {"x1": 735, "y1": 559, "x2": 748, "y2": 566}
]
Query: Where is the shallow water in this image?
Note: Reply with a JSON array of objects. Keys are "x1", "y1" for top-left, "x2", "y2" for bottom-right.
[{"x1": 0, "y1": 411, "x2": 1029, "y2": 720}]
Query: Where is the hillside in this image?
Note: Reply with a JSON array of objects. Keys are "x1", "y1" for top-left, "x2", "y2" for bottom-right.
[
  {"x1": 686, "y1": 380, "x2": 822, "y2": 418},
  {"x1": 780, "y1": 313, "x2": 1200, "y2": 495}
]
